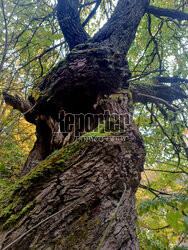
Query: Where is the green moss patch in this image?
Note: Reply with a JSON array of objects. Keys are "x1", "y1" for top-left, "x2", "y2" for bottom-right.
[
  {"x1": 0, "y1": 140, "x2": 85, "y2": 230},
  {"x1": 60, "y1": 213, "x2": 99, "y2": 249},
  {"x1": 0, "y1": 118, "x2": 129, "y2": 231},
  {"x1": 82, "y1": 119, "x2": 126, "y2": 138}
]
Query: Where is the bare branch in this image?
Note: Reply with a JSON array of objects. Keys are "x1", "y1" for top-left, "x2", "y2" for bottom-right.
[
  {"x1": 17, "y1": 41, "x2": 65, "y2": 72},
  {"x1": 80, "y1": 1, "x2": 97, "y2": 8},
  {"x1": 136, "y1": 93, "x2": 178, "y2": 111},
  {"x1": 145, "y1": 169, "x2": 184, "y2": 174},
  {"x1": 82, "y1": 0, "x2": 102, "y2": 27},
  {"x1": 147, "y1": 6, "x2": 188, "y2": 21},
  {"x1": 139, "y1": 184, "x2": 170, "y2": 196},
  {"x1": 142, "y1": 224, "x2": 170, "y2": 231},
  {"x1": 0, "y1": 0, "x2": 9, "y2": 72},
  {"x1": 146, "y1": 105, "x2": 180, "y2": 157}
]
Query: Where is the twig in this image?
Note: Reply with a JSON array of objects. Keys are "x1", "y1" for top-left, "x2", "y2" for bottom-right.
[
  {"x1": 139, "y1": 184, "x2": 169, "y2": 196},
  {"x1": 145, "y1": 168, "x2": 184, "y2": 174},
  {"x1": 2, "y1": 194, "x2": 86, "y2": 250},
  {"x1": 0, "y1": 0, "x2": 9, "y2": 72},
  {"x1": 96, "y1": 185, "x2": 127, "y2": 250}
]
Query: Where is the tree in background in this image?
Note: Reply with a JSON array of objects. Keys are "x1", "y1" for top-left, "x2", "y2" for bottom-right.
[{"x1": 0, "y1": 0, "x2": 188, "y2": 249}]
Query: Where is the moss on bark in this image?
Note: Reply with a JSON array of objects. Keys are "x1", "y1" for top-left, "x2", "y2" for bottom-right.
[
  {"x1": 0, "y1": 140, "x2": 85, "y2": 230},
  {"x1": 0, "y1": 119, "x2": 125, "y2": 231},
  {"x1": 59, "y1": 213, "x2": 99, "y2": 249}
]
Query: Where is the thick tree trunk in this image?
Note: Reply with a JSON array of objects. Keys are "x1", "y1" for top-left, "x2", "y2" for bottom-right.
[
  {"x1": 18, "y1": 0, "x2": 149, "y2": 176},
  {"x1": 4, "y1": 0, "x2": 150, "y2": 176},
  {"x1": 19, "y1": 44, "x2": 131, "y2": 175},
  {"x1": 0, "y1": 93, "x2": 145, "y2": 249}
]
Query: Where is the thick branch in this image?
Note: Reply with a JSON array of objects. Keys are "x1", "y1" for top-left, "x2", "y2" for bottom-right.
[
  {"x1": 153, "y1": 76, "x2": 188, "y2": 84},
  {"x1": 147, "y1": 6, "x2": 188, "y2": 21},
  {"x1": 3, "y1": 92, "x2": 36, "y2": 124},
  {"x1": 32, "y1": 44, "x2": 130, "y2": 116},
  {"x1": 92, "y1": 0, "x2": 150, "y2": 54},
  {"x1": 130, "y1": 81, "x2": 188, "y2": 105},
  {"x1": 57, "y1": 0, "x2": 89, "y2": 50},
  {"x1": 3, "y1": 92, "x2": 32, "y2": 114}
]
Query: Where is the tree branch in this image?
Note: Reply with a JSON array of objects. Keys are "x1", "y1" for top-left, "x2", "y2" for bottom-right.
[
  {"x1": 153, "y1": 76, "x2": 188, "y2": 84},
  {"x1": 92, "y1": 0, "x2": 150, "y2": 54},
  {"x1": 3, "y1": 92, "x2": 32, "y2": 113},
  {"x1": 147, "y1": 6, "x2": 188, "y2": 21},
  {"x1": 3, "y1": 92, "x2": 36, "y2": 124},
  {"x1": 139, "y1": 184, "x2": 170, "y2": 196},
  {"x1": 145, "y1": 168, "x2": 184, "y2": 174},
  {"x1": 80, "y1": 1, "x2": 97, "y2": 8},
  {"x1": 142, "y1": 224, "x2": 170, "y2": 231},
  {"x1": 16, "y1": 41, "x2": 65, "y2": 73},
  {"x1": 136, "y1": 93, "x2": 178, "y2": 111},
  {"x1": 82, "y1": 0, "x2": 102, "y2": 27},
  {"x1": 57, "y1": 0, "x2": 89, "y2": 50},
  {"x1": 130, "y1": 81, "x2": 188, "y2": 105}
]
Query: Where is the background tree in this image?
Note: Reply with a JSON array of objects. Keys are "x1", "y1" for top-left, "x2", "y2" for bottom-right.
[{"x1": 0, "y1": 0, "x2": 188, "y2": 249}]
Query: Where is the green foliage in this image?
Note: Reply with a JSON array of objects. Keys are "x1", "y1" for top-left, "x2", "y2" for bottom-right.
[
  {"x1": 0, "y1": 109, "x2": 35, "y2": 188},
  {"x1": 135, "y1": 102, "x2": 188, "y2": 248},
  {"x1": 128, "y1": 0, "x2": 188, "y2": 79}
]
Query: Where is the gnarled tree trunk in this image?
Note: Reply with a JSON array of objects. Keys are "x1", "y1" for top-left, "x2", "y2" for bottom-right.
[{"x1": 0, "y1": 93, "x2": 145, "y2": 249}]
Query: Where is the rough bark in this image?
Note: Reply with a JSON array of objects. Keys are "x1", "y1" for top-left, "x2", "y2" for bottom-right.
[
  {"x1": 92, "y1": 0, "x2": 150, "y2": 54},
  {"x1": 20, "y1": 43, "x2": 131, "y2": 175},
  {"x1": 3, "y1": 44, "x2": 186, "y2": 176},
  {"x1": 57, "y1": 0, "x2": 89, "y2": 50},
  {"x1": 21, "y1": 115, "x2": 64, "y2": 176},
  {"x1": 146, "y1": 5, "x2": 188, "y2": 21},
  {"x1": 0, "y1": 94, "x2": 145, "y2": 250},
  {"x1": 3, "y1": 0, "x2": 151, "y2": 175}
]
